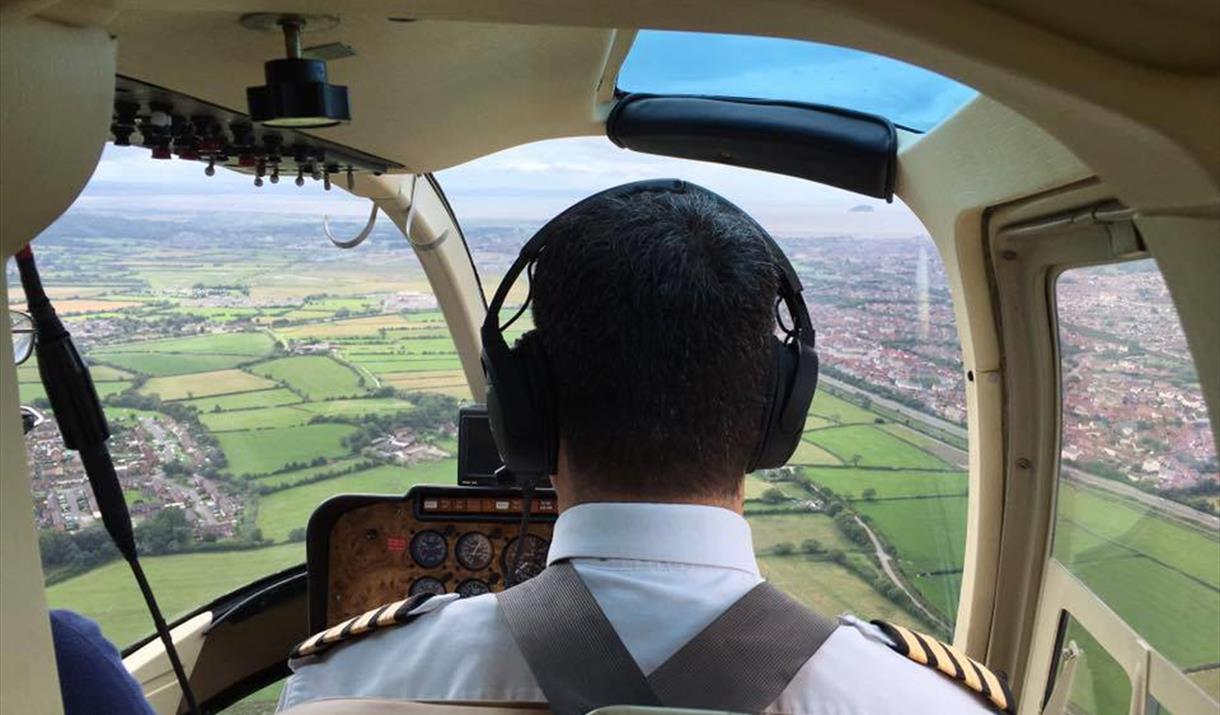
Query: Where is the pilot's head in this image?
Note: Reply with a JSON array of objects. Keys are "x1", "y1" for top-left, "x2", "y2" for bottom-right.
[{"x1": 532, "y1": 186, "x2": 779, "y2": 507}]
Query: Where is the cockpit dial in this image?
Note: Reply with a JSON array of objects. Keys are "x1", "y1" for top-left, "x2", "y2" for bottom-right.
[
  {"x1": 409, "y1": 576, "x2": 446, "y2": 597},
  {"x1": 410, "y1": 530, "x2": 448, "y2": 568},
  {"x1": 502, "y1": 534, "x2": 549, "y2": 583},
  {"x1": 455, "y1": 532, "x2": 494, "y2": 571},
  {"x1": 456, "y1": 579, "x2": 490, "y2": 598}
]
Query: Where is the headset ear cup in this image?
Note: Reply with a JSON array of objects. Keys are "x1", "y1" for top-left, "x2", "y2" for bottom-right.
[
  {"x1": 750, "y1": 339, "x2": 819, "y2": 471},
  {"x1": 483, "y1": 330, "x2": 558, "y2": 479},
  {"x1": 517, "y1": 332, "x2": 559, "y2": 476}
]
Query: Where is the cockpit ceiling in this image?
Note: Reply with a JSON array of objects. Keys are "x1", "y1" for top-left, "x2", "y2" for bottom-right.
[
  {"x1": 19, "y1": 0, "x2": 1220, "y2": 210},
  {"x1": 105, "y1": 12, "x2": 619, "y2": 173}
]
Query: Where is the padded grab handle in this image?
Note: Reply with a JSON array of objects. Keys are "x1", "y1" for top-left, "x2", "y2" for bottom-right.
[{"x1": 607, "y1": 94, "x2": 897, "y2": 201}]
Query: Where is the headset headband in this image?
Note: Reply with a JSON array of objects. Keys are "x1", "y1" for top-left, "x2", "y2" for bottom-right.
[{"x1": 481, "y1": 179, "x2": 815, "y2": 354}]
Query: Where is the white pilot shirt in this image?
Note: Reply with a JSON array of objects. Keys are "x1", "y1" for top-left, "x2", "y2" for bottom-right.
[{"x1": 279, "y1": 503, "x2": 992, "y2": 713}]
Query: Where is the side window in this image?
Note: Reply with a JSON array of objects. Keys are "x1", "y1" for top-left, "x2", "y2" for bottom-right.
[
  {"x1": 1051, "y1": 616, "x2": 1133, "y2": 715},
  {"x1": 1053, "y1": 260, "x2": 1219, "y2": 702},
  {"x1": 440, "y1": 137, "x2": 969, "y2": 639}
]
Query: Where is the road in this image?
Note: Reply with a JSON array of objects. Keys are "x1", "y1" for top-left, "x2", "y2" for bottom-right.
[
  {"x1": 1063, "y1": 466, "x2": 1219, "y2": 531},
  {"x1": 821, "y1": 374, "x2": 967, "y2": 440},
  {"x1": 853, "y1": 514, "x2": 948, "y2": 630},
  {"x1": 827, "y1": 377, "x2": 1219, "y2": 533}
]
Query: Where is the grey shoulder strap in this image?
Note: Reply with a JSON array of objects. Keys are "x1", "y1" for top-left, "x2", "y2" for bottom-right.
[
  {"x1": 496, "y1": 562, "x2": 660, "y2": 715},
  {"x1": 496, "y1": 562, "x2": 838, "y2": 715},
  {"x1": 647, "y1": 582, "x2": 838, "y2": 712}
]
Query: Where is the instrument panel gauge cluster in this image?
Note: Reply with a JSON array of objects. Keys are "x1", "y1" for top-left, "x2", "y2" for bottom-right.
[{"x1": 314, "y1": 487, "x2": 558, "y2": 630}]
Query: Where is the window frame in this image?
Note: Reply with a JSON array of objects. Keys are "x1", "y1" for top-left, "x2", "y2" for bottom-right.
[{"x1": 985, "y1": 185, "x2": 1217, "y2": 714}]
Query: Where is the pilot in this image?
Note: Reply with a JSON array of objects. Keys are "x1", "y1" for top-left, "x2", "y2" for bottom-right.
[{"x1": 278, "y1": 183, "x2": 1012, "y2": 714}]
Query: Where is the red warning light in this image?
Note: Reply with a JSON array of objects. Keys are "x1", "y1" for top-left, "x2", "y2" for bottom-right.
[{"x1": 386, "y1": 536, "x2": 407, "y2": 552}]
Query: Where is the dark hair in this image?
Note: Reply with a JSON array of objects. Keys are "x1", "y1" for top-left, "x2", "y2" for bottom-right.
[{"x1": 531, "y1": 188, "x2": 779, "y2": 499}]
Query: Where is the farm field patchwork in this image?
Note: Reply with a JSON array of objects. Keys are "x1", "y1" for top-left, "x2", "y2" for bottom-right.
[
  {"x1": 855, "y1": 496, "x2": 968, "y2": 576},
  {"x1": 250, "y1": 457, "x2": 371, "y2": 490},
  {"x1": 806, "y1": 424, "x2": 951, "y2": 470},
  {"x1": 757, "y1": 555, "x2": 934, "y2": 632},
  {"x1": 91, "y1": 351, "x2": 256, "y2": 376},
  {"x1": 1055, "y1": 483, "x2": 1220, "y2": 588},
  {"x1": 140, "y1": 369, "x2": 276, "y2": 401},
  {"x1": 256, "y1": 461, "x2": 456, "y2": 542},
  {"x1": 100, "y1": 331, "x2": 276, "y2": 357},
  {"x1": 787, "y1": 439, "x2": 842, "y2": 466},
  {"x1": 808, "y1": 392, "x2": 881, "y2": 425},
  {"x1": 749, "y1": 513, "x2": 860, "y2": 554},
  {"x1": 184, "y1": 388, "x2": 302, "y2": 412},
  {"x1": 805, "y1": 467, "x2": 967, "y2": 500},
  {"x1": 249, "y1": 355, "x2": 366, "y2": 400},
  {"x1": 216, "y1": 423, "x2": 358, "y2": 476}
]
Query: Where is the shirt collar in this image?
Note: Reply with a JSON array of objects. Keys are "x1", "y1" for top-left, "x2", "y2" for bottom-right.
[{"x1": 545, "y1": 502, "x2": 760, "y2": 577}]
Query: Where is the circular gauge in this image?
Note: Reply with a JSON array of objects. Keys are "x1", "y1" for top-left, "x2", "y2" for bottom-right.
[
  {"x1": 456, "y1": 579, "x2": 490, "y2": 598},
  {"x1": 455, "y1": 532, "x2": 494, "y2": 571},
  {"x1": 502, "y1": 534, "x2": 549, "y2": 583},
  {"x1": 410, "y1": 530, "x2": 448, "y2": 568},
  {"x1": 409, "y1": 576, "x2": 446, "y2": 597}
]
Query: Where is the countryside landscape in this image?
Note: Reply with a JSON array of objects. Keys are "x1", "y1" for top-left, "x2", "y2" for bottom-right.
[{"x1": 9, "y1": 204, "x2": 1217, "y2": 712}]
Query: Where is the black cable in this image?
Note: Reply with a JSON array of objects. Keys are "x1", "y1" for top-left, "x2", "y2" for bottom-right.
[
  {"x1": 80, "y1": 445, "x2": 201, "y2": 715},
  {"x1": 507, "y1": 481, "x2": 536, "y2": 588},
  {"x1": 17, "y1": 247, "x2": 201, "y2": 715},
  {"x1": 499, "y1": 260, "x2": 535, "y2": 333}
]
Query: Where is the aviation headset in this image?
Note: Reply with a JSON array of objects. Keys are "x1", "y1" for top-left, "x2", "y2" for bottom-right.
[{"x1": 480, "y1": 179, "x2": 820, "y2": 483}]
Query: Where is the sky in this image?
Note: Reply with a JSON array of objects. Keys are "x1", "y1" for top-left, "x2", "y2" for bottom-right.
[
  {"x1": 61, "y1": 31, "x2": 976, "y2": 239},
  {"x1": 68, "y1": 138, "x2": 928, "y2": 239}
]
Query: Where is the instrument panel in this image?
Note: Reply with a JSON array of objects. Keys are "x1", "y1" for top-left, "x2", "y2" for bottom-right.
[{"x1": 307, "y1": 486, "x2": 557, "y2": 631}]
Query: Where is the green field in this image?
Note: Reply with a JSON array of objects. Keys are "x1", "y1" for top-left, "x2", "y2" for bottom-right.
[
  {"x1": 250, "y1": 355, "x2": 366, "y2": 399},
  {"x1": 19, "y1": 380, "x2": 131, "y2": 405},
  {"x1": 1071, "y1": 556, "x2": 1218, "y2": 668},
  {"x1": 141, "y1": 369, "x2": 276, "y2": 401},
  {"x1": 91, "y1": 351, "x2": 256, "y2": 376},
  {"x1": 805, "y1": 467, "x2": 967, "y2": 500},
  {"x1": 201, "y1": 405, "x2": 319, "y2": 432},
  {"x1": 1056, "y1": 484, "x2": 1220, "y2": 588},
  {"x1": 750, "y1": 513, "x2": 860, "y2": 553},
  {"x1": 250, "y1": 457, "x2": 369, "y2": 490},
  {"x1": 856, "y1": 496, "x2": 968, "y2": 576},
  {"x1": 298, "y1": 397, "x2": 415, "y2": 417},
  {"x1": 216, "y1": 423, "x2": 358, "y2": 476},
  {"x1": 787, "y1": 439, "x2": 842, "y2": 466},
  {"x1": 359, "y1": 358, "x2": 464, "y2": 373},
  {"x1": 100, "y1": 331, "x2": 276, "y2": 357},
  {"x1": 808, "y1": 391, "x2": 881, "y2": 425},
  {"x1": 183, "y1": 388, "x2": 302, "y2": 412},
  {"x1": 806, "y1": 424, "x2": 951, "y2": 470},
  {"x1": 257, "y1": 461, "x2": 455, "y2": 542},
  {"x1": 757, "y1": 555, "x2": 934, "y2": 632},
  {"x1": 45, "y1": 543, "x2": 304, "y2": 646}
]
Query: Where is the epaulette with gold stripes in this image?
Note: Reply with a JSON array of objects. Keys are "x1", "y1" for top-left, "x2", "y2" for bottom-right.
[
  {"x1": 872, "y1": 621, "x2": 1016, "y2": 714},
  {"x1": 291, "y1": 593, "x2": 437, "y2": 659}
]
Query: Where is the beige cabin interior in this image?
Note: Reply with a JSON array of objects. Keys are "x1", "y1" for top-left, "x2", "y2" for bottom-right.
[{"x1": 1, "y1": 2, "x2": 1217, "y2": 714}]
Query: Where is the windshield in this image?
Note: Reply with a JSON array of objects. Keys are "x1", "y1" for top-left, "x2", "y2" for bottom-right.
[
  {"x1": 618, "y1": 31, "x2": 978, "y2": 132},
  {"x1": 441, "y1": 136, "x2": 971, "y2": 637}
]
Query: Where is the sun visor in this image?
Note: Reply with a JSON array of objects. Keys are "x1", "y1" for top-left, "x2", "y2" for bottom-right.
[{"x1": 606, "y1": 94, "x2": 897, "y2": 201}]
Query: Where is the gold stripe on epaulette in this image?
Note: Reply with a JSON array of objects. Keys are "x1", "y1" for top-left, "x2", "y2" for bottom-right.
[
  {"x1": 871, "y1": 620, "x2": 1015, "y2": 715},
  {"x1": 290, "y1": 593, "x2": 435, "y2": 659}
]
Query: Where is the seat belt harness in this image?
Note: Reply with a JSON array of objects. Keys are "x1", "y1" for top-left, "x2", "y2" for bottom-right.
[{"x1": 495, "y1": 562, "x2": 837, "y2": 715}]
